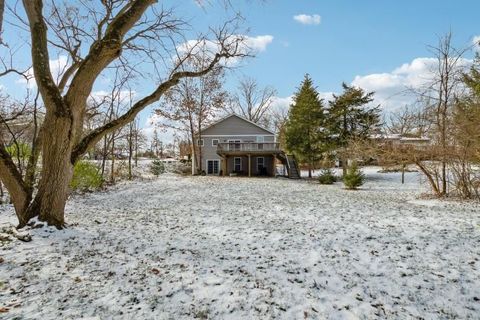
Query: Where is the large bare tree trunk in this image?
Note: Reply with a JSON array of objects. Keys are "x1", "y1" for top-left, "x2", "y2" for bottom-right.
[
  {"x1": 0, "y1": 0, "x2": 246, "y2": 228},
  {"x1": 26, "y1": 115, "x2": 74, "y2": 228}
]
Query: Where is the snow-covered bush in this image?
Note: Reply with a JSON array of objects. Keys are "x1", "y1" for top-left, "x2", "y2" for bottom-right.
[
  {"x1": 150, "y1": 160, "x2": 165, "y2": 176},
  {"x1": 343, "y1": 163, "x2": 365, "y2": 190},
  {"x1": 70, "y1": 161, "x2": 103, "y2": 192},
  {"x1": 171, "y1": 163, "x2": 192, "y2": 175},
  {"x1": 318, "y1": 168, "x2": 337, "y2": 184}
]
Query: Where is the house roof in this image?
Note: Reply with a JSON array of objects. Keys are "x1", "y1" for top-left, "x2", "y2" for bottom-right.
[
  {"x1": 371, "y1": 133, "x2": 430, "y2": 141},
  {"x1": 200, "y1": 113, "x2": 275, "y2": 135}
]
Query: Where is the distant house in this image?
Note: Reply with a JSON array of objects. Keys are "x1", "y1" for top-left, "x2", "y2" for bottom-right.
[
  {"x1": 194, "y1": 114, "x2": 300, "y2": 178},
  {"x1": 159, "y1": 157, "x2": 179, "y2": 164},
  {"x1": 372, "y1": 134, "x2": 431, "y2": 147}
]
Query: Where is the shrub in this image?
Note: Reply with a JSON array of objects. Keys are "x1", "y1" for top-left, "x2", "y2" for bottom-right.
[
  {"x1": 5, "y1": 143, "x2": 32, "y2": 159},
  {"x1": 150, "y1": 160, "x2": 165, "y2": 176},
  {"x1": 113, "y1": 160, "x2": 130, "y2": 180},
  {"x1": 343, "y1": 163, "x2": 365, "y2": 190},
  {"x1": 171, "y1": 163, "x2": 192, "y2": 176},
  {"x1": 318, "y1": 168, "x2": 337, "y2": 184},
  {"x1": 70, "y1": 161, "x2": 103, "y2": 192}
]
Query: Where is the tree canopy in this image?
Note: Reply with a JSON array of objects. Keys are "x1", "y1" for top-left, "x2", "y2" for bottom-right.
[{"x1": 284, "y1": 74, "x2": 326, "y2": 177}]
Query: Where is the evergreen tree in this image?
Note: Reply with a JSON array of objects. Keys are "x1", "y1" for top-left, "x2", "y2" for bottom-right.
[
  {"x1": 343, "y1": 162, "x2": 365, "y2": 190},
  {"x1": 150, "y1": 159, "x2": 166, "y2": 176},
  {"x1": 327, "y1": 83, "x2": 379, "y2": 175},
  {"x1": 285, "y1": 74, "x2": 326, "y2": 178}
]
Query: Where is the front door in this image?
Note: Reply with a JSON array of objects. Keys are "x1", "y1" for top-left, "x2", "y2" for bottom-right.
[
  {"x1": 234, "y1": 157, "x2": 242, "y2": 172},
  {"x1": 207, "y1": 160, "x2": 220, "y2": 175},
  {"x1": 257, "y1": 157, "x2": 265, "y2": 172}
]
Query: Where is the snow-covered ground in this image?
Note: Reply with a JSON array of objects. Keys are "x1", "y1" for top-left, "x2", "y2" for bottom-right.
[{"x1": 1, "y1": 168, "x2": 479, "y2": 319}]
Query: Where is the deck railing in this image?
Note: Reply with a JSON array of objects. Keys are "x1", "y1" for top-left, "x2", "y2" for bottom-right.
[{"x1": 217, "y1": 142, "x2": 281, "y2": 153}]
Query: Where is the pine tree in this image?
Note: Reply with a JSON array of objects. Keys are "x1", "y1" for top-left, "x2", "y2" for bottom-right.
[
  {"x1": 150, "y1": 159, "x2": 165, "y2": 176},
  {"x1": 343, "y1": 162, "x2": 365, "y2": 190},
  {"x1": 285, "y1": 74, "x2": 326, "y2": 178},
  {"x1": 327, "y1": 83, "x2": 379, "y2": 175}
]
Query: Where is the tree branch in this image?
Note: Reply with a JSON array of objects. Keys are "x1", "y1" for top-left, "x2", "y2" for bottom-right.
[
  {"x1": 71, "y1": 51, "x2": 232, "y2": 162},
  {"x1": 22, "y1": 0, "x2": 65, "y2": 114},
  {"x1": 64, "y1": 0, "x2": 155, "y2": 113},
  {"x1": 0, "y1": 141, "x2": 30, "y2": 217}
]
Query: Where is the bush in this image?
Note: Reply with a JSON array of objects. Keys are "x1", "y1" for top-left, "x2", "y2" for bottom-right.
[
  {"x1": 171, "y1": 163, "x2": 192, "y2": 176},
  {"x1": 150, "y1": 160, "x2": 165, "y2": 176},
  {"x1": 5, "y1": 143, "x2": 32, "y2": 159},
  {"x1": 318, "y1": 168, "x2": 337, "y2": 184},
  {"x1": 343, "y1": 163, "x2": 365, "y2": 190},
  {"x1": 71, "y1": 161, "x2": 103, "y2": 192}
]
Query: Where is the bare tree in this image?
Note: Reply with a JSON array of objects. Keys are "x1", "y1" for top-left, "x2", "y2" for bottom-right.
[
  {"x1": 270, "y1": 104, "x2": 289, "y2": 149},
  {"x1": 0, "y1": 90, "x2": 43, "y2": 208},
  {"x1": 156, "y1": 54, "x2": 228, "y2": 173},
  {"x1": 127, "y1": 117, "x2": 139, "y2": 180},
  {"x1": 226, "y1": 77, "x2": 276, "y2": 127},
  {"x1": 386, "y1": 105, "x2": 431, "y2": 137},
  {"x1": 0, "y1": 1, "x2": 249, "y2": 228},
  {"x1": 413, "y1": 33, "x2": 468, "y2": 196},
  {"x1": 375, "y1": 33, "x2": 479, "y2": 198}
]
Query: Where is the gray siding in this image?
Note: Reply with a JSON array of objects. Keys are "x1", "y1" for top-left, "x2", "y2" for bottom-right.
[
  {"x1": 202, "y1": 115, "x2": 274, "y2": 136},
  {"x1": 226, "y1": 155, "x2": 274, "y2": 176},
  {"x1": 197, "y1": 114, "x2": 277, "y2": 176},
  {"x1": 201, "y1": 137, "x2": 222, "y2": 174},
  {"x1": 199, "y1": 135, "x2": 275, "y2": 175}
]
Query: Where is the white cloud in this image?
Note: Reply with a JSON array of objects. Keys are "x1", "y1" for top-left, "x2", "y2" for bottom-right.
[
  {"x1": 142, "y1": 113, "x2": 180, "y2": 145},
  {"x1": 178, "y1": 34, "x2": 273, "y2": 63},
  {"x1": 244, "y1": 35, "x2": 274, "y2": 52},
  {"x1": 17, "y1": 55, "x2": 70, "y2": 88},
  {"x1": 293, "y1": 14, "x2": 321, "y2": 26},
  {"x1": 473, "y1": 35, "x2": 480, "y2": 50},
  {"x1": 318, "y1": 91, "x2": 335, "y2": 102},
  {"x1": 88, "y1": 90, "x2": 136, "y2": 106},
  {"x1": 270, "y1": 96, "x2": 293, "y2": 115},
  {"x1": 351, "y1": 57, "x2": 471, "y2": 112},
  {"x1": 269, "y1": 91, "x2": 335, "y2": 116}
]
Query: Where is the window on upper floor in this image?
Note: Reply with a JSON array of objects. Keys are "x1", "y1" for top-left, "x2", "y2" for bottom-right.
[
  {"x1": 212, "y1": 139, "x2": 219, "y2": 146},
  {"x1": 197, "y1": 139, "x2": 204, "y2": 146}
]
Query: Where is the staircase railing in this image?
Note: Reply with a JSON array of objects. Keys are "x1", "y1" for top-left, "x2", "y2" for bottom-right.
[{"x1": 285, "y1": 154, "x2": 292, "y2": 177}]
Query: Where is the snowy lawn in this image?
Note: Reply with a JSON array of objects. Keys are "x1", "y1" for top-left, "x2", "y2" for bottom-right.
[{"x1": 1, "y1": 168, "x2": 479, "y2": 319}]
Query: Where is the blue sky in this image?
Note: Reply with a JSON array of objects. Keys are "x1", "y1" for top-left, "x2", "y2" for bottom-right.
[
  {"x1": 232, "y1": 0, "x2": 479, "y2": 94},
  {"x1": 2, "y1": 1, "x2": 479, "y2": 142},
  {"x1": 141, "y1": 0, "x2": 479, "y2": 140}
]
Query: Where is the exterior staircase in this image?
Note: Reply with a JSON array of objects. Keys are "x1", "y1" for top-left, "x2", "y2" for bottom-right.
[{"x1": 283, "y1": 154, "x2": 301, "y2": 179}]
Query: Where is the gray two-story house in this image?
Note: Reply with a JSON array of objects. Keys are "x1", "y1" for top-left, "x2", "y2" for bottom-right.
[{"x1": 194, "y1": 114, "x2": 300, "y2": 178}]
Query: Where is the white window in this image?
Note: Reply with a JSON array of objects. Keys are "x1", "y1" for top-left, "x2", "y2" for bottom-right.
[
  {"x1": 197, "y1": 139, "x2": 204, "y2": 146},
  {"x1": 257, "y1": 157, "x2": 265, "y2": 172},
  {"x1": 212, "y1": 139, "x2": 219, "y2": 146},
  {"x1": 234, "y1": 157, "x2": 242, "y2": 172},
  {"x1": 207, "y1": 160, "x2": 220, "y2": 175}
]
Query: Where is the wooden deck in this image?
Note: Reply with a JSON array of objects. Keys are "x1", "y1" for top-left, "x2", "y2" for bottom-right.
[{"x1": 216, "y1": 142, "x2": 283, "y2": 156}]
